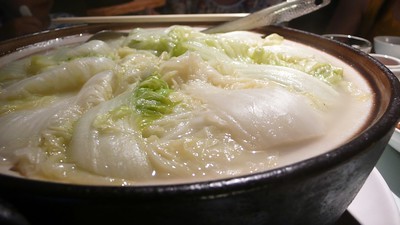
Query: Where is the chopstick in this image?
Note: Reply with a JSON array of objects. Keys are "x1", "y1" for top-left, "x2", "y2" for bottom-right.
[{"x1": 51, "y1": 13, "x2": 249, "y2": 24}]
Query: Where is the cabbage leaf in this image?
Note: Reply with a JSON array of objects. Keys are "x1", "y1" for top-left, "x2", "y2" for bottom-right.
[{"x1": 125, "y1": 26, "x2": 343, "y2": 85}]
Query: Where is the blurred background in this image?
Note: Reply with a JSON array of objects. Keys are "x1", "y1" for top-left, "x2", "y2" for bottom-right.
[{"x1": 0, "y1": 0, "x2": 399, "y2": 42}]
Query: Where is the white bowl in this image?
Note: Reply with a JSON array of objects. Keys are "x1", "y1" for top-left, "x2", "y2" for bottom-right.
[
  {"x1": 374, "y1": 36, "x2": 400, "y2": 59},
  {"x1": 370, "y1": 53, "x2": 400, "y2": 80},
  {"x1": 323, "y1": 34, "x2": 372, "y2": 53}
]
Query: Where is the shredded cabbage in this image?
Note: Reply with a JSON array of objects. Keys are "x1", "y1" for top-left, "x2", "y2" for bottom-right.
[{"x1": 132, "y1": 73, "x2": 177, "y2": 129}]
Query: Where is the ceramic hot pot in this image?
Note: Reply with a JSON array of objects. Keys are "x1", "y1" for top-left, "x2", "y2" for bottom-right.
[{"x1": 0, "y1": 24, "x2": 399, "y2": 225}]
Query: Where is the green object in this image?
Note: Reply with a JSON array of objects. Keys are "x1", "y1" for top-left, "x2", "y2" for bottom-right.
[{"x1": 132, "y1": 74, "x2": 176, "y2": 129}]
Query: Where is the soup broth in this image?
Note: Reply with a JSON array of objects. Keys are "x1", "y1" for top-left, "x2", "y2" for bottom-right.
[{"x1": 0, "y1": 26, "x2": 373, "y2": 185}]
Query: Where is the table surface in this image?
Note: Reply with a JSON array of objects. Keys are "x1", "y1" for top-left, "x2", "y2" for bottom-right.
[{"x1": 376, "y1": 145, "x2": 400, "y2": 198}]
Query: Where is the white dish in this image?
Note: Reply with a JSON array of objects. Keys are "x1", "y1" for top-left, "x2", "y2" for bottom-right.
[
  {"x1": 348, "y1": 168, "x2": 400, "y2": 225},
  {"x1": 369, "y1": 53, "x2": 400, "y2": 82},
  {"x1": 374, "y1": 36, "x2": 400, "y2": 59},
  {"x1": 323, "y1": 34, "x2": 372, "y2": 53},
  {"x1": 389, "y1": 128, "x2": 400, "y2": 153}
]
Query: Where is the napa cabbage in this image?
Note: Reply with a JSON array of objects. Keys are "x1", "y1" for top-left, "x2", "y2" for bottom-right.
[
  {"x1": 0, "y1": 70, "x2": 116, "y2": 174},
  {"x1": 0, "y1": 25, "x2": 367, "y2": 184},
  {"x1": 0, "y1": 57, "x2": 115, "y2": 100},
  {"x1": 132, "y1": 73, "x2": 177, "y2": 129},
  {"x1": 125, "y1": 26, "x2": 343, "y2": 85}
]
